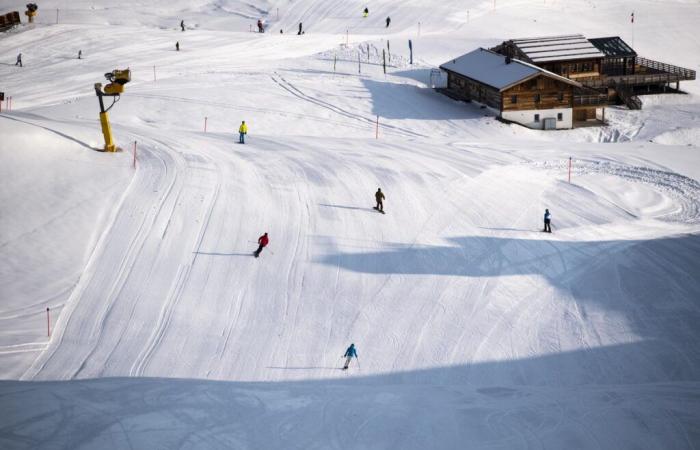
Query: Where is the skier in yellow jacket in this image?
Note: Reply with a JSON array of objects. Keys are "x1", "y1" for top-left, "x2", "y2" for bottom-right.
[{"x1": 239, "y1": 121, "x2": 248, "y2": 144}]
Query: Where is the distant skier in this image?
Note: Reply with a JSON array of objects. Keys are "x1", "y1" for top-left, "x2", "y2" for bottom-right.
[
  {"x1": 342, "y1": 343, "x2": 357, "y2": 370},
  {"x1": 385, "y1": 16, "x2": 391, "y2": 27},
  {"x1": 297, "y1": 22, "x2": 303, "y2": 35},
  {"x1": 543, "y1": 209, "x2": 552, "y2": 233},
  {"x1": 374, "y1": 188, "x2": 385, "y2": 213},
  {"x1": 15, "y1": 53, "x2": 22, "y2": 67},
  {"x1": 78, "y1": 50, "x2": 82, "y2": 59},
  {"x1": 257, "y1": 19, "x2": 264, "y2": 33},
  {"x1": 254, "y1": 232, "x2": 269, "y2": 258},
  {"x1": 180, "y1": 20, "x2": 185, "y2": 32},
  {"x1": 363, "y1": 7, "x2": 369, "y2": 18},
  {"x1": 175, "y1": 41, "x2": 180, "y2": 51},
  {"x1": 238, "y1": 120, "x2": 248, "y2": 143}
]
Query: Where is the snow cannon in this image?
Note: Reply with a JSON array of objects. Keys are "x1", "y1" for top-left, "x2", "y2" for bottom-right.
[
  {"x1": 25, "y1": 3, "x2": 37, "y2": 23},
  {"x1": 94, "y1": 69, "x2": 131, "y2": 152}
]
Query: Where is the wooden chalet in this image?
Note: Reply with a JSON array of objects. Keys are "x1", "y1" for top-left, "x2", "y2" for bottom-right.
[
  {"x1": 491, "y1": 34, "x2": 696, "y2": 111},
  {"x1": 439, "y1": 48, "x2": 584, "y2": 130}
]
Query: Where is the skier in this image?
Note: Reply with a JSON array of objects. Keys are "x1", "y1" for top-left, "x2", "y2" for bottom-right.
[
  {"x1": 15, "y1": 53, "x2": 22, "y2": 67},
  {"x1": 78, "y1": 50, "x2": 82, "y2": 59},
  {"x1": 175, "y1": 41, "x2": 180, "y2": 51},
  {"x1": 257, "y1": 19, "x2": 264, "y2": 33},
  {"x1": 238, "y1": 120, "x2": 248, "y2": 144},
  {"x1": 543, "y1": 208, "x2": 552, "y2": 233},
  {"x1": 342, "y1": 343, "x2": 357, "y2": 370},
  {"x1": 180, "y1": 20, "x2": 185, "y2": 32},
  {"x1": 374, "y1": 188, "x2": 385, "y2": 213},
  {"x1": 254, "y1": 232, "x2": 269, "y2": 258},
  {"x1": 385, "y1": 16, "x2": 391, "y2": 28},
  {"x1": 363, "y1": 7, "x2": 369, "y2": 18},
  {"x1": 297, "y1": 22, "x2": 303, "y2": 35}
]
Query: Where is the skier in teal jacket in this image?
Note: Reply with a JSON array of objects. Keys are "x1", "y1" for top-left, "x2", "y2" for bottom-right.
[{"x1": 343, "y1": 343, "x2": 357, "y2": 370}]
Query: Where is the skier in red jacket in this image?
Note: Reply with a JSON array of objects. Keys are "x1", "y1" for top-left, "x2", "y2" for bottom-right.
[{"x1": 254, "y1": 233, "x2": 269, "y2": 258}]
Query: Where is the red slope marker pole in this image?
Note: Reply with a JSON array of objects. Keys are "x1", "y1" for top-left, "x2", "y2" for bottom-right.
[
  {"x1": 46, "y1": 307, "x2": 50, "y2": 337},
  {"x1": 568, "y1": 156, "x2": 572, "y2": 183}
]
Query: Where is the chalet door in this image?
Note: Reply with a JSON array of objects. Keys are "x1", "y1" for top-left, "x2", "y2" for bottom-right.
[{"x1": 543, "y1": 118, "x2": 557, "y2": 130}]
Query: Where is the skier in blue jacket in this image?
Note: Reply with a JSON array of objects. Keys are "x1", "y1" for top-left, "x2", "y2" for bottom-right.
[
  {"x1": 543, "y1": 209, "x2": 552, "y2": 233},
  {"x1": 343, "y1": 343, "x2": 357, "y2": 370}
]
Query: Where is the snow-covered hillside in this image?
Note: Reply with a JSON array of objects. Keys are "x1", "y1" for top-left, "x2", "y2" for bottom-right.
[{"x1": 1, "y1": 0, "x2": 699, "y2": 448}]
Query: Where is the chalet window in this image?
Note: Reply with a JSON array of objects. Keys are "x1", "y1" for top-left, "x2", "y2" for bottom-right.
[
  {"x1": 511, "y1": 95, "x2": 517, "y2": 104},
  {"x1": 558, "y1": 92, "x2": 564, "y2": 102},
  {"x1": 557, "y1": 113, "x2": 563, "y2": 121},
  {"x1": 534, "y1": 114, "x2": 540, "y2": 123},
  {"x1": 534, "y1": 94, "x2": 541, "y2": 103}
]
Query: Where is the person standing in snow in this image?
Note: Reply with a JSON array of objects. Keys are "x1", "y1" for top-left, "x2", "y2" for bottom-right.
[
  {"x1": 78, "y1": 50, "x2": 82, "y2": 59},
  {"x1": 343, "y1": 343, "x2": 357, "y2": 370},
  {"x1": 238, "y1": 120, "x2": 248, "y2": 144},
  {"x1": 543, "y1": 209, "x2": 552, "y2": 233},
  {"x1": 363, "y1": 7, "x2": 369, "y2": 18},
  {"x1": 180, "y1": 20, "x2": 185, "y2": 32},
  {"x1": 254, "y1": 232, "x2": 269, "y2": 258},
  {"x1": 385, "y1": 16, "x2": 391, "y2": 28},
  {"x1": 297, "y1": 22, "x2": 303, "y2": 35},
  {"x1": 375, "y1": 188, "x2": 385, "y2": 212},
  {"x1": 15, "y1": 53, "x2": 22, "y2": 67},
  {"x1": 175, "y1": 41, "x2": 180, "y2": 51},
  {"x1": 257, "y1": 19, "x2": 264, "y2": 33}
]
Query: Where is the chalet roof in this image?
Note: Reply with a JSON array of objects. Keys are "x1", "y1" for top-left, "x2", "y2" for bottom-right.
[
  {"x1": 439, "y1": 48, "x2": 581, "y2": 91},
  {"x1": 588, "y1": 36, "x2": 637, "y2": 58},
  {"x1": 509, "y1": 34, "x2": 606, "y2": 63}
]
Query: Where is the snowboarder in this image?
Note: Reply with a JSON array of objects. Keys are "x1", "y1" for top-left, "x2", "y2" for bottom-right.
[
  {"x1": 238, "y1": 120, "x2": 248, "y2": 143},
  {"x1": 297, "y1": 22, "x2": 303, "y2": 35},
  {"x1": 543, "y1": 209, "x2": 552, "y2": 233},
  {"x1": 385, "y1": 16, "x2": 391, "y2": 27},
  {"x1": 180, "y1": 20, "x2": 185, "y2": 32},
  {"x1": 374, "y1": 188, "x2": 385, "y2": 213},
  {"x1": 78, "y1": 50, "x2": 82, "y2": 59},
  {"x1": 342, "y1": 343, "x2": 357, "y2": 369},
  {"x1": 15, "y1": 53, "x2": 22, "y2": 67},
  {"x1": 363, "y1": 7, "x2": 369, "y2": 18},
  {"x1": 257, "y1": 19, "x2": 264, "y2": 33},
  {"x1": 175, "y1": 41, "x2": 180, "y2": 51},
  {"x1": 254, "y1": 232, "x2": 269, "y2": 258}
]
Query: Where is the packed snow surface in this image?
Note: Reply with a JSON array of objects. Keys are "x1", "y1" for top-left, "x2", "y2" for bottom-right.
[{"x1": 1, "y1": 0, "x2": 700, "y2": 449}]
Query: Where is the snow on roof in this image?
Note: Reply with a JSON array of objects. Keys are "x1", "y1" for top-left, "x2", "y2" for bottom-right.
[
  {"x1": 439, "y1": 48, "x2": 580, "y2": 91},
  {"x1": 440, "y1": 48, "x2": 539, "y2": 90},
  {"x1": 511, "y1": 34, "x2": 605, "y2": 62}
]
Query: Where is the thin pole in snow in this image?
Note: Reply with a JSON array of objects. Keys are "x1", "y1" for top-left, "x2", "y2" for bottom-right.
[
  {"x1": 204, "y1": 117, "x2": 208, "y2": 133},
  {"x1": 417, "y1": 22, "x2": 421, "y2": 37},
  {"x1": 333, "y1": 53, "x2": 337, "y2": 72},
  {"x1": 133, "y1": 141, "x2": 137, "y2": 169},
  {"x1": 46, "y1": 307, "x2": 50, "y2": 337},
  {"x1": 277, "y1": 8, "x2": 279, "y2": 21},
  {"x1": 346, "y1": 29, "x2": 349, "y2": 46},
  {"x1": 375, "y1": 115, "x2": 379, "y2": 139},
  {"x1": 9, "y1": 96, "x2": 12, "y2": 111},
  {"x1": 56, "y1": 9, "x2": 59, "y2": 24},
  {"x1": 568, "y1": 157, "x2": 572, "y2": 183},
  {"x1": 358, "y1": 52, "x2": 361, "y2": 74}
]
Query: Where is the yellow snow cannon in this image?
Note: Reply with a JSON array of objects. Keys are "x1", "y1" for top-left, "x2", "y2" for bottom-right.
[
  {"x1": 94, "y1": 69, "x2": 131, "y2": 152},
  {"x1": 25, "y1": 3, "x2": 37, "y2": 23}
]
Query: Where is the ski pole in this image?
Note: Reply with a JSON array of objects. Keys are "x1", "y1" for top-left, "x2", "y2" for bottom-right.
[{"x1": 356, "y1": 356, "x2": 361, "y2": 370}]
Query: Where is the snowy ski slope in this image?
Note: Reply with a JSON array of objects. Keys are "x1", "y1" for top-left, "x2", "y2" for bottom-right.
[{"x1": 1, "y1": 0, "x2": 700, "y2": 448}]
